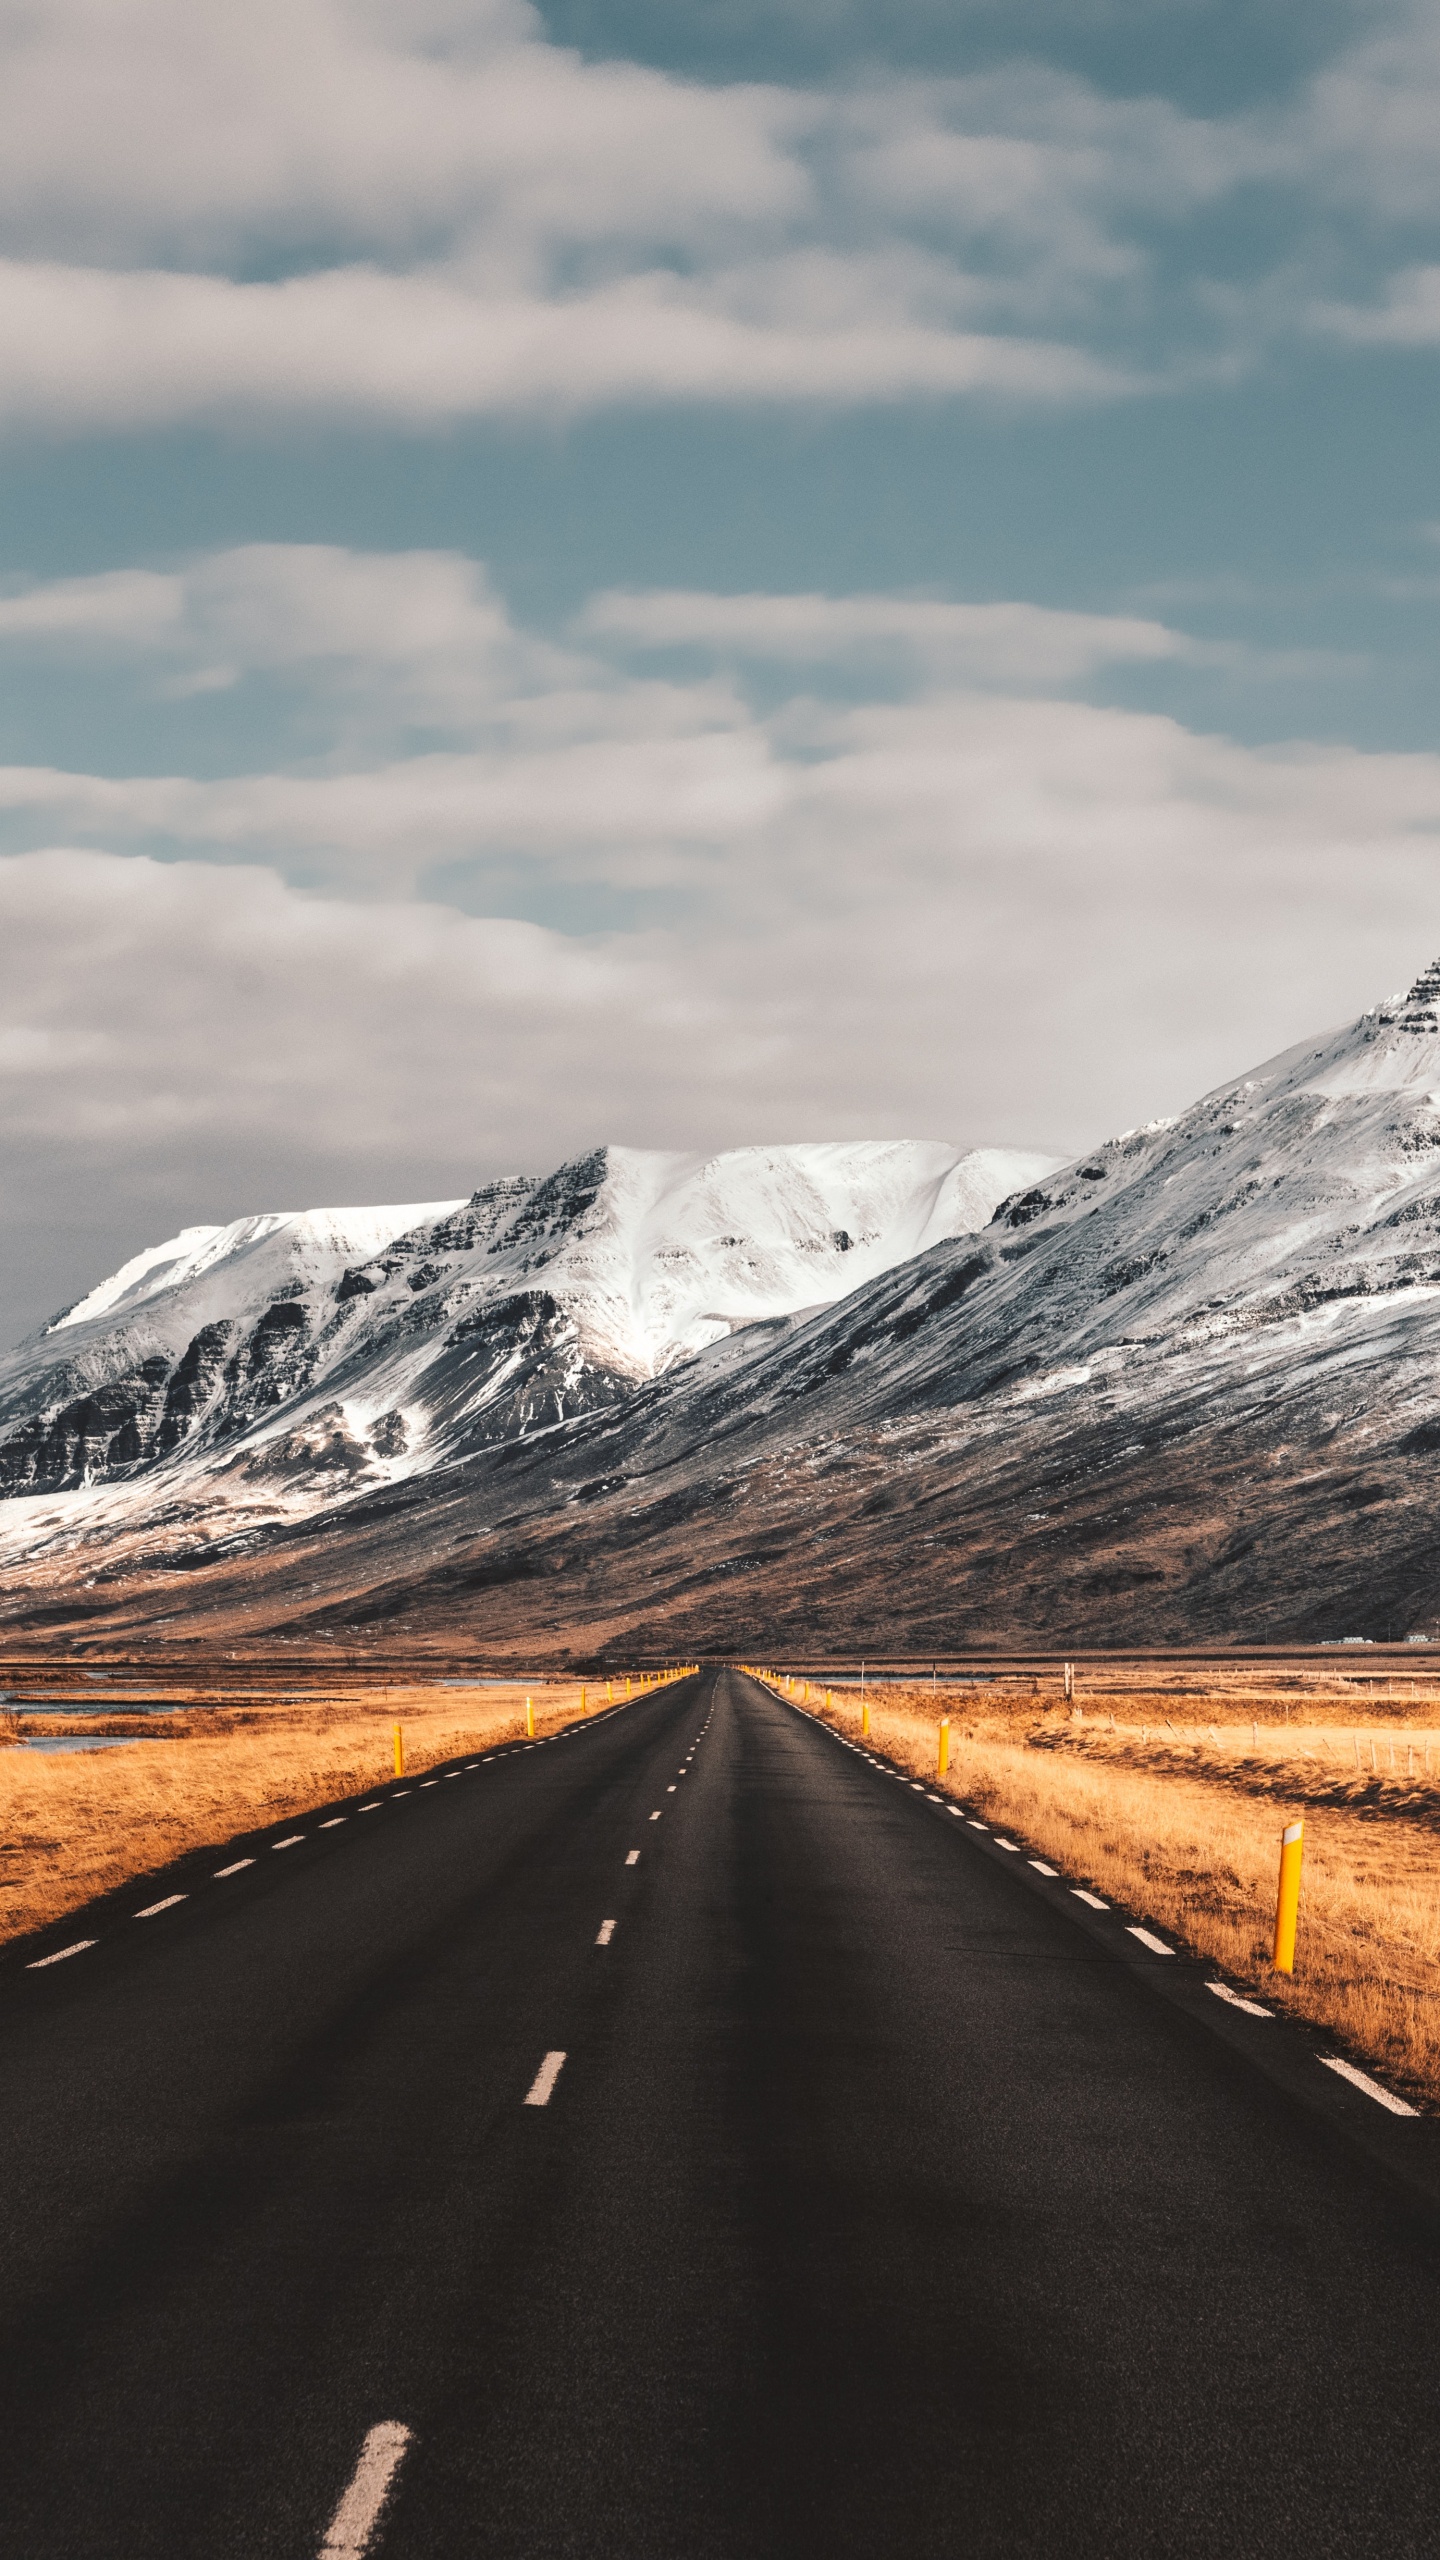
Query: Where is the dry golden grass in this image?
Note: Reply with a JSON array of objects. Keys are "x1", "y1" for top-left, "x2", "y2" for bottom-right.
[
  {"x1": 794, "y1": 1675, "x2": 1440, "y2": 2110},
  {"x1": 0, "y1": 1676, "x2": 604, "y2": 1947}
]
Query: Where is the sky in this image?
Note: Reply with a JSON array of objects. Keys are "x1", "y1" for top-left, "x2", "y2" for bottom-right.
[{"x1": 4, "y1": 0, "x2": 1440, "y2": 1343}]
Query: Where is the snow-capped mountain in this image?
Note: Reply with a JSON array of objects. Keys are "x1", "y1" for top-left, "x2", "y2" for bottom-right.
[
  {"x1": 774, "y1": 950, "x2": 1440, "y2": 1412},
  {"x1": 11, "y1": 961, "x2": 1440, "y2": 1655},
  {"x1": 0, "y1": 1139, "x2": 1056, "y2": 1500}
]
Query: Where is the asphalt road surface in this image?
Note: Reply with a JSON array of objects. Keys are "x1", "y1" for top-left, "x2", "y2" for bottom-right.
[{"x1": 3, "y1": 1665, "x2": 1439, "y2": 2560}]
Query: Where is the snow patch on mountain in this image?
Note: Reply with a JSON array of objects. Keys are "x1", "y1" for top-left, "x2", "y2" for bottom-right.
[
  {"x1": 0, "y1": 1139, "x2": 1056, "y2": 1507},
  {"x1": 49, "y1": 1203, "x2": 464, "y2": 1339},
  {"x1": 501, "y1": 1140, "x2": 1056, "y2": 1379}
]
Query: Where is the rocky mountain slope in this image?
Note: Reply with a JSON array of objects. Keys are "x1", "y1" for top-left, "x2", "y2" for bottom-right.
[
  {"x1": 8, "y1": 962, "x2": 1440, "y2": 1654},
  {"x1": 0, "y1": 1138, "x2": 1052, "y2": 1500}
]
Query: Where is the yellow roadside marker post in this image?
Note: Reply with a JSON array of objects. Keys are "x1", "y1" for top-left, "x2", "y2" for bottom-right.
[
  {"x1": 580, "y1": 1686, "x2": 587, "y2": 1715},
  {"x1": 607, "y1": 1679, "x2": 613, "y2": 1703},
  {"x1": 1272, "y1": 1819, "x2": 1304, "y2": 1972},
  {"x1": 862, "y1": 1699, "x2": 870, "y2": 1738},
  {"x1": 626, "y1": 1674, "x2": 632, "y2": 1699},
  {"x1": 526, "y1": 1695, "x2": 535, "y2": 1739},
  {"x1": 393, "y1": 1722, "x2": 404, "y2": 1778},
  {"x1": 938, "y1": 1718, "x2": 950, "y2": 1779}
]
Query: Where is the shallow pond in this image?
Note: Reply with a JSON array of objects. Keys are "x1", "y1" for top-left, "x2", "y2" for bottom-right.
[{"x1": 20, "y1": 1737, "x2": 146, "y2": 1754}]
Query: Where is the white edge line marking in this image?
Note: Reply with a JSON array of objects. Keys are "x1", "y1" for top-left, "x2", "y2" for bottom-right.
[
  {"x1": 1072, "y1": 1889, "x2": 1108, "y2": 1910},
  {"x1": 1206, "y1": 1981, "x2": 1273, "y2": 2018},
  {"x1": 625, "y1": 1850, "x2": 640, "y2": 1865},
  {"x1": 1028, "y1": 1860, "x2": 1059, "y2": 1877},
  {"x1": 596, "y1": 1919, "x2": 616, "y2": 1945},
  {"x1": 995, "y1": 1838, "x2": 1021, "y2": 1852},
  {"x1": 966, "y1": 1818, "x2": 987, "y2": 1829},
  {"x1": 319, "y1": 2419, "x2": 414, "y2": 2557},
  {"x1": 948, "y1": 1805, "x2": 964, "y2": 1816},
  {"x1": 27, "y1": 1938, "x2": 95, "y2": 1968},
  {"x1": 273, "y1": 1835, "x2": 305, "y2": 1850},
  {"x1": 1127, "y1": 1926, "x2": 1174, "y2": 1956},
  {"x1": 320, "y1": 1818, "x2": 346, "y2": 1829},
  {"x1": 1320, "y1": 2056, "x2": 1419, "y2": 2116},
  {"x1": 215, "y1": 1857, "x2": 256, "y2": 1876},
  {"x1": 525, "y1": 2049, "x2": 567, "y2": 2107},
  {"x1": 135, "y1": 1894, "x2": 186, "y2": 1917}
]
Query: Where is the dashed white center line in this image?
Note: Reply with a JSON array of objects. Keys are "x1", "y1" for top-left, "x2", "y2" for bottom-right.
[
  {"x1": 525, "y1": 2050, "x2": 567, "y2": 2107},
  {"x1": 1072, "y1": 1889, "x2": 1108, "y2": 1910},
  {"x1": 1028, "y1": 1860, "x2": 1059, "y2": 1877},
  {"x1": 666, "y1": 1785, "x2": 677, "y2": 1792},
  {"x1": 649, "y1": 1809, "x2": 662, "y2": 1820},
  {"x1": 625, "y1": 1850, "x2": 640, "y2": 1866},
  {"x1": 1319, "y1": 2056, "x2": 1418, "y2": 2116},
  {"x1": 135, "y1": 1894, "x2": 186, "y2": 1918},
  {"x1": 320, "y1": 1818, "x2": 346, "y2": 1830},
  {"x1": 1207, "y1": 1981, "x2": 1273, "y2": 2018},
  {"x1": 464, "y1": 1762, "x2": 478, "y2": 1770},
  {"x1": 215, "y1": 1857, "x2": 256, "y2": 1877},
  {"x1": 444, "y1": 1771, "x2": 460, "y2": 1779},
  {"x1": 318, "y1": 2419, "x2": 413, "y2": 2558},
  {"x1": 392, "y1": 1789, "x2": 411, "y2": 1798},
  {"x1": 273, "y1": 1835, "x2": 305, "y2": 1851},
  {"x1": 596, "y1": 1919, "x2": 616, "y2": 1945},
  {"x1": 420, "y1": 1780, "x2": 439, "y2": 1789},
  {"x1": 26, "y1": 1939, "x2": 95, "y2": 1969},
  {"x1": 358, "y1": 1802, "x2": 381, "y2": 1812},
  {"x1": 1127, "y1": 1926, "x2": 1174, "y2": 1956}
]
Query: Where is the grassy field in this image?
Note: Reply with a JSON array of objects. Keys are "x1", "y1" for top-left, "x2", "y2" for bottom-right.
[
  {"x1": 0, "y1": 1676, "x2": 609, "y2": 1948},
  {"x1": 785, "y1": 1670, "x2": 1440, "y2": 2109}
]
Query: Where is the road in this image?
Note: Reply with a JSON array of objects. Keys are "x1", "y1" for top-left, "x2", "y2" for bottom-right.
[{"x1": 1, "y1": 1665, "x2": 1438, "y2": 2559}]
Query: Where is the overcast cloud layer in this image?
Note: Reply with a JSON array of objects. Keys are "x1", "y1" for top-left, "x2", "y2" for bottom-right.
[
  {"x1": 2, "y1": 0, "x2": 1440, "y2": 426},
  {"x1": 2, "y1": 0, "x2": 1440, "y2": 1340}
]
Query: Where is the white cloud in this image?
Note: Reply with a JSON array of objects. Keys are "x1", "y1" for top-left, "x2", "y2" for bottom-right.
[
  {"x1": 4, "y1": 662, "x2": 1440, "y2": 1128},
  {"x1": 0, "y1": 548, "x2": 1377, "y2": 900},
  {"x1": 0, "y1": 255, "x2": 1127, "y2": 432},
  {"x1": 0, "y1": 544, "x2": 578, "y2": 719},
  {"x1": 0, "y1": 542, "x2": 1210, "y2": 716},
  {"x1": 0, "y1": 0, "x2": 808, "y2": 266},
  {"x1": 577, "y1": 587, "x2": 1192, "y2": 686},
  {"x1": 1310, "y1": 263, "x2": 1440, "y2": 347},
  {"x1": 1274, "y1": 2, "x2": 1440, "y2": 226},
  {"x1": 0, "y1": 0, "x2": 1431, "y2": 426},
  {"x1": 0, "y1": 3, "x2": 1156, "y2": 426}
]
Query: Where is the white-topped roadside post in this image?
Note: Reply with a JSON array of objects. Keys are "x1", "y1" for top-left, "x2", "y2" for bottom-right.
[{"x1": 1272, "y1": 1819, "x2": 1304, "y2": 1972}]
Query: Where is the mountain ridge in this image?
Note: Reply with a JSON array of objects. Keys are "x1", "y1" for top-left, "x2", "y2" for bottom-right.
[
  {"x1": 7, "y1": 963, "x2": 1440, "y2": 1651},
  {"x1": 0, "y1": 1138, "x2": 1054, "y2": 1503}
]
